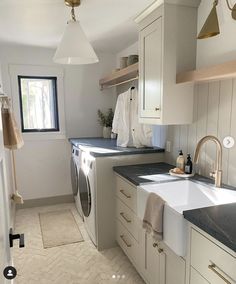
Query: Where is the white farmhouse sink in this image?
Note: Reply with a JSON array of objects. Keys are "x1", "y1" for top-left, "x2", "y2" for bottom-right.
[{"x1": 137, "y1": 180, "x2": 236, "y2": 257}]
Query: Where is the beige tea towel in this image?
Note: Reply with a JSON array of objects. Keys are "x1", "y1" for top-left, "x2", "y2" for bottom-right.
[
  {"x1": 1, "y1": 108, "x2": 24, "y2": 150},
  {"x1": 143, "y1": 192, "x2": 165, "y2": 241}
]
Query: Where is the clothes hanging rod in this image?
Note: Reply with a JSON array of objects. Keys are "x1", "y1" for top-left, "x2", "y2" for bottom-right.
[{"x1": 101, "y1": 76, "x2": 139, "y2": 90}]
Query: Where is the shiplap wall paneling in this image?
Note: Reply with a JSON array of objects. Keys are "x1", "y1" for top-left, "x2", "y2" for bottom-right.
[
  {"x1": 205, "y1": 81, "x2": 220, "y2": 176},
  {"x1": 218, "y1": 79, "x2": 233, "y2": 184},
  {"x1": 165, "y1": 78, "x2": 236, "y2": 187},
  {"x1": 228, "y1": 79, "x2": 236, "y2": 186},
  {"x1": 196, "y1": 83, "x2": 208, "y2": 176},
  {"x1": 187, "y1": 85, "x2": 198, "y2": 159}
]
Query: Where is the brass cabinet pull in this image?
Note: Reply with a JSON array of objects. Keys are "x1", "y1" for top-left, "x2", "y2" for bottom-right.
[
  {"x1": 120, "y1": 212, "x2": 131, "y2": 223},
  {"x1": 158, "y1": 248, "x2": 163, "y2": 254},
  {"x1": 120, "y1": 235, "x2": 131, "y2": 248},
  {"x1": 155, "y1": 107, "x2": 160, "y2": 111},
  {"x1": 208, "y1": 264, "x2": 232, "y2": 284},
  {"x1": 120, "y1": 190, "x2": 131, "y2": 199},
  {"x1": 153, "y1": 243, "x2": 158, "y2": 248}
]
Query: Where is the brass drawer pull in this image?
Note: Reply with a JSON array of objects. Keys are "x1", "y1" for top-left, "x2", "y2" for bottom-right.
[
  {"x1": 155, "y1": 107, "x2": 160, "y2": 111},
  {"x1": 208, "y1": 264, "x2": 232, "y2": 284},
  {"x1": 120, "y1": 190, "x2": 131, "y2": 199},
  {"x1": 120, "y1": 235, "x2": 131, "y2": 248},
  {"x1": 120, "y1": 212, "x2": 131, "y2": 223}
]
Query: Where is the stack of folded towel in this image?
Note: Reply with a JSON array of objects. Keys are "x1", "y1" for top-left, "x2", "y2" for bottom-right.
[{"x1": 143, "y1": 193, "x2": 165, "y2": 241}]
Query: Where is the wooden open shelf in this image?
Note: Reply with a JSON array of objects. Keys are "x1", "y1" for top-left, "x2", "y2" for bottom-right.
[
  {"x1": 176, "y1": 60, "x2": 236, "y2": 84},
  {"x1": 99, "y1": 63, "x2": 139, "y2": 90}
]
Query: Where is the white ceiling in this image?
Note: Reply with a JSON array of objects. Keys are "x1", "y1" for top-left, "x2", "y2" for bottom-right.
[{"x1": 0, "y1": 0, "x2": 155, "y2": 53}]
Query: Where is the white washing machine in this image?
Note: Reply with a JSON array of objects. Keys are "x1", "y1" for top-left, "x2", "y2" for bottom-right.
[
  {"x1": 71, "y1": 143, "x2": 165, "y2": 251},
  {"x1": 70, "y1": 146, "x2": 83, "y2": 218},
  {"x1": 78, "y1": 150, "x2": 97, "y2": 246}
]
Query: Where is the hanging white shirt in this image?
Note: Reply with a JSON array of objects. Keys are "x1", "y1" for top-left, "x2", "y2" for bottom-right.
[{"x1": 112, "y1": 87, "x2": 152, "y2": 148}]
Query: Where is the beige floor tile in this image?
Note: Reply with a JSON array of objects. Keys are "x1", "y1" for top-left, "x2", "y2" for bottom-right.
[{"x1": 13, "y1": 203, "x2": 145, "y2": 284}]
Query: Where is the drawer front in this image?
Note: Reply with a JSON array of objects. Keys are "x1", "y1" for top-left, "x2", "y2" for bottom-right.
[
  {"x1": 191, "y1": 229, "x2": 236, "y2": 283},
  {"x1": 116, "y1": 219, "x2": 140, "y2": 265},
  {"x1": 116, "y1": 176, "x2": 137, "y2": 213},
  {"x1": 190, "y1": 267, "x2": 209, "y2": 284},
  {"x1": 116, "y1": 198, "x2": 140, "y2": 242}
]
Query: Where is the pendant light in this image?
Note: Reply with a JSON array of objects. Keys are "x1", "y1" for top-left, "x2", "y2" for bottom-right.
[
  {"x1": 197, "y1": 0, "x2": 220, "y2": 39},
  {"x1": 198, "y1": 0, "x2": 236, "y2": 40},
  {"x1": 53, "y1": 0, "x2": 99, "y2": 65}
]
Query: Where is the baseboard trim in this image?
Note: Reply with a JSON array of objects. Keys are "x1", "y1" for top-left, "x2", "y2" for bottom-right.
[{"x1": 16, "y1": 194, "x2": 74, "y2": 209}]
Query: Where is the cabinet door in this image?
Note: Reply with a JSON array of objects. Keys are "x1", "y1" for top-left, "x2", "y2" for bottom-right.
[
  {"x1": 145, "y1": 233, "x2": 161, "y2": 284},
  {"x1": 139, "y1": 17, "x2": 162, "y2": 119},
  {"x1": 164, "y1": 244, "x2": 185, "y2": 284},
  {"x1": 190, "y1": 267, "x2": 209, "y2": 284}
]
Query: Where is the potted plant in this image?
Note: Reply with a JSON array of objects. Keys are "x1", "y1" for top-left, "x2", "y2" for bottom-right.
[{"x1": 97, "y1": 108, "x2": 114, "y2": 138}]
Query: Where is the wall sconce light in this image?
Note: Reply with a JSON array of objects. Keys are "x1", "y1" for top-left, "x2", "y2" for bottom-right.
[{"x1": 198, "y1": 0, "x2": 236, "y2": 39}]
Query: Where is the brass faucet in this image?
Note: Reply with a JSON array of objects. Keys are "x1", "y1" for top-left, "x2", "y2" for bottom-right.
[{"x1": 193, "y1": 135, "x2": 222, "y2": 188}]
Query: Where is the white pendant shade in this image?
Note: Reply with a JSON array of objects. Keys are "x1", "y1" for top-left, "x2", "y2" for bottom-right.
[{"x1": 53, "y1": 20, "x2": 99, "y2": 65}]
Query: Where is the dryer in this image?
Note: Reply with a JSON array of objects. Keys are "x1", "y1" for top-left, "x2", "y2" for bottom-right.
[
  {"x1": 78, "y1": 150, "x2": 97, "y2": 246},
  {"x1": 70, "y1": 146, "x2": 83, "y2": 218}
]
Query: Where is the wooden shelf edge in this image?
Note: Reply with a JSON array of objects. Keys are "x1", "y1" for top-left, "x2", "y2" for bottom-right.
[
  {"x1": 99, "y1": 63, "x2": 139, "y2": 89},
  {"x1": 176, "y1": 60, "x2": 236, "y2": 84}
]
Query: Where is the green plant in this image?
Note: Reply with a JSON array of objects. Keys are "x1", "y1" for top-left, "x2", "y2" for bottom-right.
[{"x1": 97, "y1": 108, "x2": 114, "y2": 127}]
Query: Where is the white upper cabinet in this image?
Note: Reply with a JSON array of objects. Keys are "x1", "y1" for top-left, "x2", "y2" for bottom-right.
[{"x1": 135, "y1": 0, "x2": 200, "y2": 125}]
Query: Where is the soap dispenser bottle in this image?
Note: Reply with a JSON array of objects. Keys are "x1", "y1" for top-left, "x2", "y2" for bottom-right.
[
  {"x1": 176, "y1": 150, "x2": 185, "y2": 171},
  {"x1": 185, "y1": 154, "x2": 193, "y2": 174}
]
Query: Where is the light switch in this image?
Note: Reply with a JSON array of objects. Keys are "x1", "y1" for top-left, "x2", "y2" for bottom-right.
[{"x1": 166, "y1": 141, "x2": 171, "y2": 152}]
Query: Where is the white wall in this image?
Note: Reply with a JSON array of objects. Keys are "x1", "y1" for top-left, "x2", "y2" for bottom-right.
[
  {"x1": 166, "y1": 2, "x2": 236, "y2": 186},
  {"x1": 0, "y1": 44, "x2": 116, "y2": 200},
  {"x1": 197, "y1": 1, "x2": 236, "y2": 68}
]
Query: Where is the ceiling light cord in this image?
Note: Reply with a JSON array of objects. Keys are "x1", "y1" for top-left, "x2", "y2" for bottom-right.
[{"x1": 71, "y1": 7, "x2": 76, "y2": 21}]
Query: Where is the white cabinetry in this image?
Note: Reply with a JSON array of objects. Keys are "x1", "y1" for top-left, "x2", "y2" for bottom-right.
[
  {"x1": 135, "y1": 1, "x2": 199, "y2": 125},
  {"x1": 115, "y1": 174, "x2": 186, "y2": 284},
  {"x1": 189, "y1": 229, "x2": 236, "y2": 284}
]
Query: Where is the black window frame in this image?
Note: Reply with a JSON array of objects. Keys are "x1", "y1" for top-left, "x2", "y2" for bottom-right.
[{"x1": 18, "y1": 75, "x2": 60, "y2": 133}]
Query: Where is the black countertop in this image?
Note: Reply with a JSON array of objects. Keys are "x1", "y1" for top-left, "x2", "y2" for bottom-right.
[
  {"x1": 69, "y1": 137, "x2": 165, "y2": 157},
  {"x1": 113, "y1": 162, "x2": 236, "y2": 253},
  {"x1": 183, "y1": 205, "x2": 236, "y2": 253}
]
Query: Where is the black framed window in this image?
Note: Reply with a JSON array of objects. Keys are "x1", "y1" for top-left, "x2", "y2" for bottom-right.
[{"x1": 18, "y1": 76, "x2": 59, "y2": 132}]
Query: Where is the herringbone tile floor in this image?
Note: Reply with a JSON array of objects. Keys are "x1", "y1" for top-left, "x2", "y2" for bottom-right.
[{"x1": 12, "y1": 203, "x2": 145, "y2": 284}]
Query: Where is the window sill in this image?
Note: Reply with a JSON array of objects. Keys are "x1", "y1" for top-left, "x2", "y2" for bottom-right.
[{"x1": 22, "y1": 132, "x2": 67, "y2": 141}]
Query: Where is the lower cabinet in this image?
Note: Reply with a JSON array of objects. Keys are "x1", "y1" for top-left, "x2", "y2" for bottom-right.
[
  {"x1": 190, "y1": 267, "x2": 209, "y2": 284},
  {"x1": 115, "y1": 175, "x2": 186, "y2": 284},
  {"x1": 144, "y1": 233, "x2": 185, "y2": 284},
  {"x1": 190, "y1": 228, "x2": 236, "y2": 284}
]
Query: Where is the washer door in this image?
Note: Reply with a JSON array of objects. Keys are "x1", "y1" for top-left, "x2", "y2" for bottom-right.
[
  {"x1": 70, "y1": 157, "x2": 78, "y2": 196},
  {"x1": 78, "y1": 169, "x2": 91, "y2": 217}
]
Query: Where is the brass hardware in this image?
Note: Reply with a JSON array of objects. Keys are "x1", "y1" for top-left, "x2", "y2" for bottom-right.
[
  {"x1": 208, "y1": 264, "x2": 232, "y2": 284},
  {"x1": 226, "y1": 0, "x2": 236, "y2": 20},
  {"x1": 120, "y1": 235, "x2": 131, "y2": 248},
  {"x1": 198, "y1": 0, "x2": 219, "y2": 39},
  {"x1": 120, "y1": 190, "x2": 131, "y2": 199},
  {"x1": 158, "y1": 248, "x2": 163, "y2": 253},
  {"x1": 198, "y1": 0, "x2": 236, "y2": 39},
  {"x1": 155, "y1": 107, "x2": 160, "y2": 111},
  {"x1": 65, "y1": 0, "x2": 81, "y2": 7},
  {"x1": 194, "y1": 135, "x2": 222, "y2": 187},
  {"x1": 64, "y1": 0, "x2": 80, "y2": 22},
  {"x1": 120, "y1": 212, "x2": 131, "y2": 223},
  {"x1": 153, "y1": 243, "x2": 158, "y2": 248}
]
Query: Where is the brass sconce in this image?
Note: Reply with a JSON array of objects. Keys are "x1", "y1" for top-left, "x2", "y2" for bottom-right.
[{"x1": 198, "y1": 0, "x2": 236, "y2": 39}]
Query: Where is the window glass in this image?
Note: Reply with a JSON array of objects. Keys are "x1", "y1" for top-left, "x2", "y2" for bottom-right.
[{"x1": 18, "y1": 76, "x2": 59, "y2": 132}]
